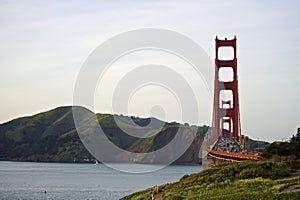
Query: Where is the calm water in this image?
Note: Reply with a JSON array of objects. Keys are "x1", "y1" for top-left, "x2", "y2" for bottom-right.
[{"x1": 0, "y1": 161, "x2": 201, "y2": 199}]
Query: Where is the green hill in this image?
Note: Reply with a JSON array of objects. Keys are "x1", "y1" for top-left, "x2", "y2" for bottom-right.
[
  {"x1": 0, "y1": 106, "x2": 86, "y2": 162},
  {"x1": 0, "y1": 106, "x2": 208, "y2": 164},
  {"x1": 121, "y1": 161, "x2": 300, "y2": 200},
  {"x1": 0, "y1": 106, "x2": 270, "y2": 164},
  {"x1": 248, "y1": 138, "x2": 270, "y2": 152}
]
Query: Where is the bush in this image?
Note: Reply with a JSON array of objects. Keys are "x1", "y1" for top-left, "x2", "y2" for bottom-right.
[{"x1": 180, "y1": 174, "x2": 189, "y2": 181}]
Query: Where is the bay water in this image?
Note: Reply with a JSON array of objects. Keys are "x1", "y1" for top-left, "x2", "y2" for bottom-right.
[{"x1": 0, "y1": 161, "x2": 201, "y2": 199}]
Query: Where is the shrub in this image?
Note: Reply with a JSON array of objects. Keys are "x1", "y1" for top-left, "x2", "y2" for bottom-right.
[{"x1": 180, "y1": 174, "x2": 189, "y2": 181}]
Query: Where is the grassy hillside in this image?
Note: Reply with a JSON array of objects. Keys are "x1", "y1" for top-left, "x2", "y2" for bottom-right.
[
  {"x1": 0, "y1": 106, "x2": 88, "y2": 162},
  {"x1": 0, "y1": 106, "x2": 208, "y2": 164},
  {"x1": 121, "y1": 161, "x2": 300, "y2": 200},
  {"x1": 121, "y1": 130, "x2": 300, "y2": 199}
]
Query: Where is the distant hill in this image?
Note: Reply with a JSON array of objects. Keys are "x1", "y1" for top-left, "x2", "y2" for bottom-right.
[
  {"x1": 0, "y1": 106, "x2": 209, "y2": 164},
  {"x1": 248, "y1": 138, "x2": 270, "y2": 152},
  {"x1": 0, "y1": 106, "x2": 269, "y2": 164}
]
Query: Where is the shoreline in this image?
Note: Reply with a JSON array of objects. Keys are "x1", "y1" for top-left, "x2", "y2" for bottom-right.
[{"x1": 0, "y1": 160, "x2": 202, "y2": 166}]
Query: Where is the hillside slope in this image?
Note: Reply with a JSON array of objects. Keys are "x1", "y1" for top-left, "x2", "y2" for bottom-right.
[
  {"x1": 0, "y1": 106, "x2": 208, "y2": 164},
  {"x1": 121, "y1": 161, "x2": 300, "y2": 200}
]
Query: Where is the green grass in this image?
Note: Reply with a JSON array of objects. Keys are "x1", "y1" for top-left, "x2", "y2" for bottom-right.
[{"x1": 121, "y1": 161, "x2": 300, "y2": 200}]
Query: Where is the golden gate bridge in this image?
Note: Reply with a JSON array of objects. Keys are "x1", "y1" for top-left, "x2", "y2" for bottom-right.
[{"x1": 207, "y1": 36, "x2": 261, "y2": 166}]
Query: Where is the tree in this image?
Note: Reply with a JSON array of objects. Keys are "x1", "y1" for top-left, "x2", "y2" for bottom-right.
[
  {"x1": 290, "y1": 127, "x2": 300, "y2": 157},
  {"x1": 263, "y1": 127, "x2": 300, "y2": 158},
  {"x1": 263, "y1": 142, "x2": 280, "y2": 158}
]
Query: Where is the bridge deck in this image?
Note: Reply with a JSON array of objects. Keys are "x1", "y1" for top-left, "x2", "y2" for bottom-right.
[
  {"x1": 208, "y1": 149, "x2": 261, "y2": 161},
  {"x1": 208, "y1": 136, "x2": 261, "y2": 165}
]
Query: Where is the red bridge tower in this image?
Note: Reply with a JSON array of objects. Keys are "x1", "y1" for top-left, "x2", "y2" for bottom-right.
[{"x1": 212, "y1": 36, "x2": 241, "y2": 141}]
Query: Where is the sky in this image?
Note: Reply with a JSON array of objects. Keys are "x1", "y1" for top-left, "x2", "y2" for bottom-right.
[{"x1": 0, "y1": 0, "x2": 299, "y2": 142}]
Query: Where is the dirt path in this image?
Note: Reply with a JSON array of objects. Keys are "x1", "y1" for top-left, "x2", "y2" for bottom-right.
[
  {"x1": 282, "y1": 184, "x2": 300, "y2": 193},
  {"x1": 280, "y1": 169, "x2": 300, "y2": 194},
  {"x1": 281, "y1": 169, "x2": 300, "y2": 180},
  {"x1": 153, "y1": 192, "x2": 163, "y2": 200}
]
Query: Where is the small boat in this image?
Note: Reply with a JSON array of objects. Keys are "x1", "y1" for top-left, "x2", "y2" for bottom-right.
[{"x1": 94, "y1": 160, "x2": 99, "y2": 165}]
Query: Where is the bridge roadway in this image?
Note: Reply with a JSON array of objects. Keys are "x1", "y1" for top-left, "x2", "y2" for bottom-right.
[{"x1": 208, "y1": 136, "x2": 261, "y2": 166}]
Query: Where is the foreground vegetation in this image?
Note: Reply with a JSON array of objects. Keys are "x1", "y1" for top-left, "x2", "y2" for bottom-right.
[
  {"x1": 121, "y1": 161, "x2": 300, "y2": 200},
  {"x1": 122, "y1": 128, "x2": 300, "y2": 199}
]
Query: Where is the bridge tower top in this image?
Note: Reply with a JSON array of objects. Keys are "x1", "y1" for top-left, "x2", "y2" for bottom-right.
[{"x1": 212, "y1": 36, "x2": 241, "y2": 141}]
